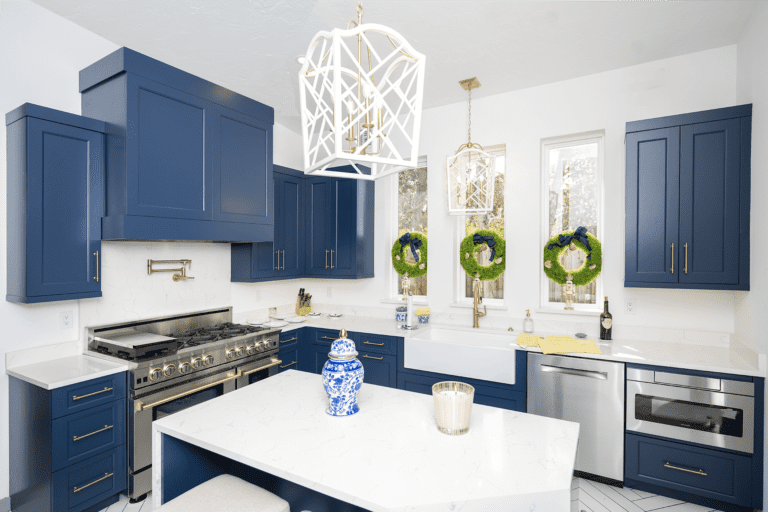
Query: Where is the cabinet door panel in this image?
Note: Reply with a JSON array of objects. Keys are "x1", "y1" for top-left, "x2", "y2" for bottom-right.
[
  {"x1": 625, "y1": 127, "x2": 680, "y2": 284},
  {"x1": 305, "y1": 178, "x2": 332, "y2": 275},
  {"x1": 250, "y1": 242, "x2": 280, "y2": 279},
  {"x1": 331, "y1": 178, "x2": 357, "y2": 276},
  {"x1": 359, "y1": 353, "x2": 396, "y2": 388},
  {"x1": 278, "y1": 174, "x2": 304, "y2": 275},
  {"x1": 310, "y1": 344, "x2": 331, "y2": 374},
  {"x1": 214, "y1": 108, "x2": 272, "y2": 224},
  {"x1": 128, "y1": 76, "x2": 213, "y2": 220},
  {"x1": 680, "y1": 119, "x2": 740, "y2": 284},
  {"x1": 26, "y1": 119, "x2": 102, "y2": 297}
]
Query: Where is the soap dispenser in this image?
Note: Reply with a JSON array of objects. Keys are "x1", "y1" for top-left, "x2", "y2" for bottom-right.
[{"x1": 523, "y1": 310, "x2": 534, "y2": 333}]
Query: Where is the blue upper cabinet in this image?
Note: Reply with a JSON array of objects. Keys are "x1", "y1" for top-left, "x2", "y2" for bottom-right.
[
  {"x1": 306, "y1": 177, "x2": 333, "y2": 276},
  {"x1": 6, "y1": 104, "x2": 104, "y2": 304},
  {"x1": 625, "y1": 105, "x2": 751, "y2": 290},
  {"x1": 79, "y1": 47, "x2": 274, "y2": 242}
]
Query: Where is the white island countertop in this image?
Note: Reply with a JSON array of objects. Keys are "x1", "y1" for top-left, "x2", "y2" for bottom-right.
[
  {"x1": 153, "y1": 370, "x2": 580, "y2": 512},
  {"x1": 6, "y1": 354, "x2": 129, "y2": 390}
]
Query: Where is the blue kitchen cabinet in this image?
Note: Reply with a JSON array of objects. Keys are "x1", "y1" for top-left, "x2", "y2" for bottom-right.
[
  {"x1": 625, "y1": 104, "x2": 751, "y2": 290},
  {"x1": 6, "y1": 104, "x2": 104, "y2": 304},
  {"x1": 306, "y1": 177, "x2": 333, "y2": 276},
  {"x1": 10, "y1": 373, "x2": 128, "y2": 512},
  {"x1": 79, "y1": 47, "x2": 274, "y2": 242},
  {"x1": 310, "y1": 343, "x2": 332, "y2": 375},
  {"x1": 358, "y1": 352, "x2": 397, "y2": 388}
]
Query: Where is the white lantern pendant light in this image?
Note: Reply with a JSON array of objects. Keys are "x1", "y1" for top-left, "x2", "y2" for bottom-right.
[
  {"x1": 298, "y1": 1, "x2": 426, "y2": 181},
  {"x1": 447, "y1": 78, "x2": 496, "y2": 215}
]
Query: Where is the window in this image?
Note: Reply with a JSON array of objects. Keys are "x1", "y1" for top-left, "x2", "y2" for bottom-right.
[
  {"x1": 540, "y1": 131, "x2": 604, "y2": 308},
  {"x1": 458, "y1": 144, "x2": 506, "y2": 303},
  {"x1": 396, "y1": 162, "x2": 428, "y2": 297}
]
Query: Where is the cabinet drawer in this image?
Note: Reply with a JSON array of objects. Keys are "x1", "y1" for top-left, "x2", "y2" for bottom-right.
[
  {"x1": 358, "y1": 352, "x2": 396, "y2": 388},
  {"x1": 278, "y1": 348, "x2": 298, "y2": 373},
  {"x1": 279, "y1": 330, "x2": 301, "y2": 350},
  {"x1": 52, "y1": 373, "x2": 126, "y2": 419},
  {"x1": 397, "y1": 372, "x2": 526, "y2": 412},
  {"x1": 51, "y1": 446, "x2": 126, "y2": 512},
  {"x1": 51, "y1": 399, "x2": 126, "y2": 472},
  {"x1": 349, "y1": 332, "x2": 396, "y2": 355},
  {"x1": 312, "y1": 328, "x2": 343, "y2": 345},
  {"x1": 625, "y1": 433, "x2": 752, "y2": 505}
]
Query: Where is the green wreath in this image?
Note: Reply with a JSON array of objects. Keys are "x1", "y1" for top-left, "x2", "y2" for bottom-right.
[
  {"x1": 392, "y1": 232, "x2": 427, "y2": 278},
  {"x1": 543, "y1": 227, "x2": 602, "y2": 286},
  {"x1": 460, "y1": 230, "x2": 506, "y2": 281}
]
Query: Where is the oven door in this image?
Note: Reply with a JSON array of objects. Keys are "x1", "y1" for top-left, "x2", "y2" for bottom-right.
[
  {"x1": 236, "y1": 355, "x2": 281, "y2": 388},
  {"x1": 128, "y1": 366, "x2": 240, "y2": 496},
  {"x1": 627, "y1": 380, "x2": 754, "y2": 454}
]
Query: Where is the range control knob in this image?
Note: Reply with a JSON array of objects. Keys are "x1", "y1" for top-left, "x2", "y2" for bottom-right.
[
  {"x1": 178, "y1": 362, "x2": 192, "y2": 374},
  {"x1": 191, "y1": 357, "x2": 203, "y2": 369},
  {"x1": 203, "y1": 354, "x2": 214, "y2": 365},
  {"x1": 235, "y1": 346, "x2": 245, "y2": 357},
  {"x1": 163, "y1": 364, "x2": 176, "y2": 377},
  {"x1": 149, "y1": 368, "x2": 163, "y2": 381},
  {"x1": 225, "y1": 349, "x2": 236, "y2": 360},
  {"x1": 256, "y1": 341, "x2": 265, "y2": 352},
  {"x1": 246, "y1": 345, "x2": 257, "y2": 355}
]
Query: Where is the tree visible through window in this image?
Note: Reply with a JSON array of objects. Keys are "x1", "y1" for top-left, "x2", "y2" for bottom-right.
[
  {"x1": 398, "y1": 166, "x2": 427, "y2": 296},
  {"x1": 464, "y1": 145, "x2": 505, "y2": 300}
]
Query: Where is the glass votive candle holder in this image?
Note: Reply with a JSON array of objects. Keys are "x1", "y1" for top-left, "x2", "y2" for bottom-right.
[{"x1": 432, "y1": 381, "x2": 474, "y2": 435}]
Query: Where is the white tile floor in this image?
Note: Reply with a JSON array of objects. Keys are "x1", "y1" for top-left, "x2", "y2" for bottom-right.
[{"x1": 100, "y1": 478, "x2": 726, "y2": 512}]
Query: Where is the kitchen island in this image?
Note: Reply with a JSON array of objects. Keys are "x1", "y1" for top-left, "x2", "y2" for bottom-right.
[{"x1": 152, "y1": 370, "x2": 579, "y2": 512}]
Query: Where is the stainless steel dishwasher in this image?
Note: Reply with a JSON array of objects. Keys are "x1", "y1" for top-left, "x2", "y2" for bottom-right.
[{"x1": 528, "y1": 353, "x2": 625, "y2": 482}]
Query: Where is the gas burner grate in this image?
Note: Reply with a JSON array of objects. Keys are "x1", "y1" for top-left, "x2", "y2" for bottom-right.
[{"x1": 173, "y1": 323, "x2": 268, "y2": 348}]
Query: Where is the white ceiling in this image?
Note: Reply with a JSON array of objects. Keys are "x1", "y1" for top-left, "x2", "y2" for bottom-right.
[{"x1": 31, "y1": 0, "x2": 758, "y2": 133}]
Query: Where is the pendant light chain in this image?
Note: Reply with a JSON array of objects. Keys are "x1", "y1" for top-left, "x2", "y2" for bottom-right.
[{"x1": 468, "y1": 87, "x2": 472, "y2": 145}]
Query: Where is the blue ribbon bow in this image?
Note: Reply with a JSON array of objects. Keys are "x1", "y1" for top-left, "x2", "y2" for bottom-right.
[
  {"x1": 473, "y1": 233, "x2": 497, "y2": 261},
  {"x1": 399, "y1": 232, "x2": 422, "y2": 262},
  {"x1": 547, "y1": 226, "x2": 592, "y2": 259}
]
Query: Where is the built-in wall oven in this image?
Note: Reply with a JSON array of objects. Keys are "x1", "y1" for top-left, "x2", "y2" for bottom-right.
[{"x1": 627, "y1": 368, "x2": 755, "y2": 454}]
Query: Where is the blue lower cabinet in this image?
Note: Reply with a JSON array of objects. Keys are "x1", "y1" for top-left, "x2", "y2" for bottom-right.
[
  {"x1": 349, "y1": 332, "x2": 396, "y2": 355},
  {"x1": 278, "y1": 330, "x2": 301, "y2": 351},
  {"x1": 397, "y1": 372, "x2": 526, "y2": 412},
  {"x1": 358, "y1": 352, "x2": 396, "y2": 388},
  {"x1": 51, "y1": 373, "x2": 127, "y2": 419},
  {"x1": 626, "y1": 433, "x2": 752, "y2": 508},
  {"x1": 311, "y1": 344, "x2": 332, "y2": 374},
  {"x1": 278, "y1": 348, "x2": 298, "y2": 373},
  {"x1": 51, "y1": 446, "x2": 126, "y2": 512}
]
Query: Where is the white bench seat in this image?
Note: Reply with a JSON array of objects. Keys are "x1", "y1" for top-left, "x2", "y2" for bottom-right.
[{"x1": 156, "y1": 474, "x2": 290, "y2": 512}]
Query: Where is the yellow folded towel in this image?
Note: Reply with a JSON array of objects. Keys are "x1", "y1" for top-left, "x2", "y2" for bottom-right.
[
  {"x1": 538, "y1": 336, "x2": 603, "y2": 355},
  {"x1": 516, "y1": 333, "x2": 544, "y2": 347}
]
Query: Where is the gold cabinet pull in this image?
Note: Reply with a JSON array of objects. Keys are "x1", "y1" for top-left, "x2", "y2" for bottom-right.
[
  {"x1": 363, "y1": 341, "x2": 385, "y2": 346},
  {"x1": 73, "y1": 472, "x2": 113, "y2": 493},
  {"x1": 275, "y1": 250, "x2": 279, "y2": 270},
  {"x1": 243, "y1": 359, "x2": 281, "y2": 376},
  {"x1": 664, "y1": 462, "x2": 706, "y2": 477},
  {"x1": 670, "y1": 243, "x2": 674, "y2": 274},
  {"x1": 281, "y1": 337, "x2": 297, "y2": 343},
  {"x1": 330, "y1": 250, "x2": 334, "y2": 269},
  {"x1": 321, "y1": 336, "x2": 335, "y2": 340},
  {"x1": 73, "y1": 424, "x2": 113, "y2": 442},
  {"x1": 280, "y1": 361, "x2": 297, "y2": 369},
  {"x1": 135, "y1": 371, "x2": 241, "y2": 411},
  {"x1": 325, "y1": 250, "x2": 329, "y2": 269},
  {"x1": 72, "y1": 387, "x2": 112, "y2": 401},
  {"x1": 684, "y1": 243, "x2": 688, "y2": 274},
  {"x1": 281, "y1": 250, "x2": 285, "y2": 270},
  {"x1": 363, "y1": 355, "x2": 383, "y2": 360},
  {"x1": 93, "y1": 251, "x2": 100, "y2": 282}
]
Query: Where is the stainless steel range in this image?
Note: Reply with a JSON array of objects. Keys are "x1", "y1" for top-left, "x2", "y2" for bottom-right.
[{"x1": 87, "y1": 308, "x2": 282, "y2": 502}]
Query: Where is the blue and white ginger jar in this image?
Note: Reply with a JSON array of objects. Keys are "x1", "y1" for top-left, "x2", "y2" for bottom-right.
[{"x1": 322, "y1": 329, "x2": 364, "y2": 416}]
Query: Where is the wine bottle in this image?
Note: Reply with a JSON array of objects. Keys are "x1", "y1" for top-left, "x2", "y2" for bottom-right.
[{"x1": 600, "y1": 296, "x2": 612, "y2": 340}]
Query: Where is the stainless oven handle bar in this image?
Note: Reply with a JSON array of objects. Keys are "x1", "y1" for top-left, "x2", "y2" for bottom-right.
[
  {"x1": 540, "y1": 364, "x2": 608, "y2": 380},
  {"x1": 134, "y1": 370, "x2": 241, "y2": 411},
  {"x1": 664, "y1": 462, "x2": 707, "y2": 476},
  {"x1": 243, "y1": 359, "x2": 281, "y2": 376}
]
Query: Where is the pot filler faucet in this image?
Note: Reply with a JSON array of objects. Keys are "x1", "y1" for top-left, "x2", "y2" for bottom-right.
[{"x1": 472, "y1": 276, "x2": 487, "y2": 328}]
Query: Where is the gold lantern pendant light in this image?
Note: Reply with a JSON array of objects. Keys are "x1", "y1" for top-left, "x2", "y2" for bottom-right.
[{"x1": 446, "y1": 78, "x2": 496, "y2": 215}]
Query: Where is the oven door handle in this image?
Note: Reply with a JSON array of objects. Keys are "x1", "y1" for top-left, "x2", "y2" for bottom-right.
[
  {"x1": 242, "y1": 358, "x2": 281, "y2": 377},
  {"x1": 134, "y1": 370, "x2": 241, "y2": 411}
]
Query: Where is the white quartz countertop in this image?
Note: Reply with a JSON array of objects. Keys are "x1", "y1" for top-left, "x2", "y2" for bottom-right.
[
  {"x1": 278, "y1": 317, "x2": 764, "y2": 377},
  {"x1": 153, "y1": 371, "x2": 580, "y2": 512},
  {"x1": 6, "y1": 354, "x2": 129, "y2": 390}
]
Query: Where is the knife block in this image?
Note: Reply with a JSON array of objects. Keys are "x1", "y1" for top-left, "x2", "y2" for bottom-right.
[{"x1": 296, "y1": 295, "x2": 312, "y2": 316}]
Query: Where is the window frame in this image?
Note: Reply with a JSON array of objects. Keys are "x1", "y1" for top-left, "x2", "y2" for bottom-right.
[
  {"x1": 452, "y1": 145, "x2": 507, "y2": 308},
  {"x1": 539, "y1": 130, "x2": 605, "y2": 313}
]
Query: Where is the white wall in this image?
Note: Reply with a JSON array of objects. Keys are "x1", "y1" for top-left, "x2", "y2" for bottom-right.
[{"x1": 735, "y1": 3, "x2": 768, "y2": 508}]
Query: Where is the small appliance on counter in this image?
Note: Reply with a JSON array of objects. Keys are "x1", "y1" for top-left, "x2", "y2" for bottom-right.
[{"x1": 322, "y1": 329, "x2": 363, "y2": 416}]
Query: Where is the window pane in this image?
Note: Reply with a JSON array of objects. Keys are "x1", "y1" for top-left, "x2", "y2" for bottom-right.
[
  {"x1": 547, "y1": 142, "x2": 598, "y2": 305},
  {"x1": 398, "y1": 167, "x2": 427, "y2": 295},
  {"x1": 465, "y1": 151, "x2": 505, "y2": 300}
]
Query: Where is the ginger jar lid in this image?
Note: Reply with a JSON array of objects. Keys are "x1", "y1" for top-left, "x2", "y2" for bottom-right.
[{"x1": 329, "y1": 329, "x2": 358, "y2": 359}]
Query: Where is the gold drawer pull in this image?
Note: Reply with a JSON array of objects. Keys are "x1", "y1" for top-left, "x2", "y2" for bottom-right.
[
  {"x1": 281, "y1": 337, "x2": 297, "y2": 343},
  {"x1": 664, "y1": 462, "x2": 706, "y2": 476},
  {"x1": 94, "y1": 251, "x2": 100, "y2": 282},
  {"x1": 363, "y1": 355, "x2": 383, "y2": 360},
  {"x1": 72, "y1": 387, "x2": 112, "y2": 401},
  {"x1": 73, "y1": 424, "x2": 113, "y2": 442},
  {"x1": 243, "y1": 359, "x2": 281, "y2": 376},
  {"x1": 321, "y1": 336, "x2": 335, "y2": 340},
  {"x1": 670, "y1": 243, "x2": 674, "y2": 274},
  {"x1": 684, "y1": 243, "x2": 688, "y2": 274},
  {"x1": 73, "y1": 472, "x2": 113, "y2": 493},
  {"x1": 280, "y1": 361, "x2": 297, "y2": 369},
  {"x1": 363, "y1": 341, "x2": 385, "y2": 346}
]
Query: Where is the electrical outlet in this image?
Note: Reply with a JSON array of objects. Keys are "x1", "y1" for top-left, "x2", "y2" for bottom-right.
[
  {"x1": 60, "y1": 311, "x2": 73, "y2": 329},
  {"x1": 255, "y1": 289, "x2": 261, "y2": 302},
  {"x1": 327, "y1": 286, "x2": 333, "y2": 298},
  {"x1": 626, "y1": 300, "x2": 636, "y2": 315}
]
